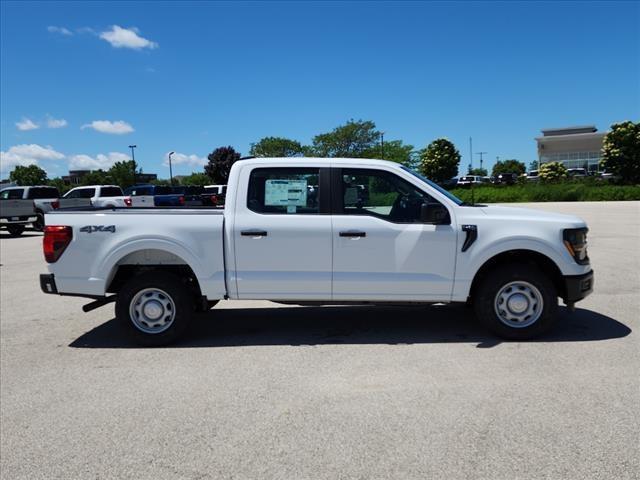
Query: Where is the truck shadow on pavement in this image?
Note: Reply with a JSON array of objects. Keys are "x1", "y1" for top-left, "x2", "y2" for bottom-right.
[{"x1": 69, "y1": 304, "x2": 631, "y2": 349}]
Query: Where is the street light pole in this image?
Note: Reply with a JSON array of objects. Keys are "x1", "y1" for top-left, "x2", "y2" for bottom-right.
[
  {"x1": 168, "y1": 151, "x2": 175, "y2": 186},
  {"x1": 129, "y1": 145, "x2": 137, "y2": 185},
  {"x1": 380, "y1": 132, "x2": 385, "y2": 159}
]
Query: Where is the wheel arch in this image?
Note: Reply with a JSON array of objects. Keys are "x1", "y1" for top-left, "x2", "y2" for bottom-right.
[
  {"x1": 105, "y1": 248, "x2": 203, "y2": 300},
  {"x1": 469, "y1": 249, "x2": 565, "y2": 302}
]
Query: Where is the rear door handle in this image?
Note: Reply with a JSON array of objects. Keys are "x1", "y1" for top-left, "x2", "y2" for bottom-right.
[
  {"x1": 339, "y1": 231, "x2": 366, "y2": 238},
  {"x1": 241, "y1": 229, "x2": 268, "y2": 237}
]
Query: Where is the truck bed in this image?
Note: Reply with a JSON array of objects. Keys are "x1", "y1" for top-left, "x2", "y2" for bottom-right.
[{"x1": 45, "y1": 207, "x2": 226, "y2": 299}]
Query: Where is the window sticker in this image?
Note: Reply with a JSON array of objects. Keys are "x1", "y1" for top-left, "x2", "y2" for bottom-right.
[{"x1": 265, "y1": 179, "x2": 308, "y2": 206}]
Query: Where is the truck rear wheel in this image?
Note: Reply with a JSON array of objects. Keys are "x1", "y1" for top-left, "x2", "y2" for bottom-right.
[
  {"x1": 7, "y1": 225, "x2": 25, "y2": 237},
  {"x1": 115, "y1": 271, "x2": 194, "y2": 346},
  {"x1": 474, "y1": 264, "x2": 558, "y2": 340}
]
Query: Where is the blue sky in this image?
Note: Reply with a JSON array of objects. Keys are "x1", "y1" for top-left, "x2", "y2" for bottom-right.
[{"x1": 1, "y1": 1, "x2": 638, "y2": 179}]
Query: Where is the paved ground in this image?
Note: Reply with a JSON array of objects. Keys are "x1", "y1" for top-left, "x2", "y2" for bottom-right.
[{"x1": 1, "y1": 201, "x2": 639, "y2": 480}]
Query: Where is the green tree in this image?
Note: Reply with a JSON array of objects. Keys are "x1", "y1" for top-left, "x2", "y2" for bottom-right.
[
  {"x1": 492, "y1": 159, "x2": 526, "y2": 177},
  {"x1": 250, "y1": 137, "x2": 305, "y2": 157},
  {"x1": 418, "y1": 138, "x2": 461, "y2": 183},
  {"x1": 205, "y1": 146, "x2": 241, "y2": 184},
  {"x1": 151, "y1": 178, "x2": 172, "y2": 186},
  {"x1": 529, "y1": 160, "x2": 539, "y2": 172},
  {"x1": 468, "y1": 167, "x2": 488, "y2": 176},
  {"x1": 362, "y1": 140, "x2": 415, "y2": 165},
  {"x1": 310, "y1": 119, "x2": 380, "y2": 157},
  {"x1": 9, "y1": 164, "x2": 48, "y2": 185},
  {"x1": 79, "y1": 169, "x2": 110, "y2": 186},
  {"x1": 108, "y1": 160, "x2": 139, "y2": 189},
  {"x1": 47, "y1": 177, "x2": 71, "y2": 195},
  {"x1": 179, "y1": 172, "x2": 211, "y2": 186},
  {"x1": 539, "y1": 161, "x2": 568, "y2": 182},
  {"x1": 600, "y1": 120, "x2": 640, "y2": 184}
]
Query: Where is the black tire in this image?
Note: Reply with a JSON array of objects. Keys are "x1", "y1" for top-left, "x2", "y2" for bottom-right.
[
  {"x1": 7, "y1": 225, "x2": 25, "y2": 237},
  {"x1": 474, "y1": 264, "x2": 558, "y2": 340},
  {"x1": 33, "y1": 211, "x2": 44, "y2": 231},
  {"x1": 115, "y1": 271, "x2": 195, "y2": 346}
]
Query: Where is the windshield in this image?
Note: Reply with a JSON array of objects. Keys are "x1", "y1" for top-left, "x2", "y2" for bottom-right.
[{"x1": 400, "y1": 166, "x2": 463, "y2": 206}]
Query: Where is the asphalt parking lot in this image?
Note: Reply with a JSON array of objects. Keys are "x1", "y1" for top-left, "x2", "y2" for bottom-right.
[{"x1": 1, "y1": 201, "x2": 639, "y2": 479}]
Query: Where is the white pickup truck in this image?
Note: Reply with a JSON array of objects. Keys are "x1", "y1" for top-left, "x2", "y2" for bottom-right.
[
  {"x1": 40, "y1": 158, "x2": 594, "y2": 346},
  {"x1": 61, "y1": 185, "x2": 132, "y2": 208}
]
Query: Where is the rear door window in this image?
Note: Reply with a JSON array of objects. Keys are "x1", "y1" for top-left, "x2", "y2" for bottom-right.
[
  {"x1": 27, "y1": 187, "x2": 59, "y2": 199},
  {"x1": 100, "y1": 187, "x2": 123, "y2": 197},
  {"x1": 2, "y1": 189, "x2": 25, "y2": 199},
  {"x1": 247, "y1": 168, "x2": 320, "y2": 214}
]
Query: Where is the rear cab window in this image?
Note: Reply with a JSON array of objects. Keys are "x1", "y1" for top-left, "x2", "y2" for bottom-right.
[{"x1": 247, "y1": 168, "x2": 320, "y2": 214}]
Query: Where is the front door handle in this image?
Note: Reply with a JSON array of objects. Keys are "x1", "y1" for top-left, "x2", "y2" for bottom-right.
[
  {"x1": 339, "y1": 231, "x2": 366, "y2": 238},
  {"x1": 241, "y1": 229, "x2": 268, "y2": 237}
]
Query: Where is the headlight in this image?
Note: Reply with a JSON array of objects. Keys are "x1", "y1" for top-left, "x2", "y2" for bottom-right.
[{"x1": 563, "y1": 228, "x2": 589, "y2": 265}]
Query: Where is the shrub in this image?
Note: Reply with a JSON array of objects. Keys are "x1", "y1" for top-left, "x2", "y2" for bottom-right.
[{"x1": 449, "y1": 183, "x2": 640, "y2": 203}]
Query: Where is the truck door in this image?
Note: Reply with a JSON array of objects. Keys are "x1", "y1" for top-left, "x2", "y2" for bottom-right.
[
  {"x1": 331, "y1": 167, "x2": 457, "y2": 302},
  {"x1": 233, "y1": 167, "x2": 332, "y2": 300}
]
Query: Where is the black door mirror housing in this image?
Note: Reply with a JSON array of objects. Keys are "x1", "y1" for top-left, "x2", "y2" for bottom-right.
[{"x1": 420, "y1": 202, "x2": 450, "y2": 224}]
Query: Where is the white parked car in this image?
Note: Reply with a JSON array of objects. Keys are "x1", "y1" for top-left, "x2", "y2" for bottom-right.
[
  {"x1": 40, "y1": 157, "x2": 593, "y2": 346},
  {"x1": 61, "y1": 185, "x2": 131, "y2": 208},
  {"x1": 457, "y1": 176, "x2": 488, "y2": 186}
]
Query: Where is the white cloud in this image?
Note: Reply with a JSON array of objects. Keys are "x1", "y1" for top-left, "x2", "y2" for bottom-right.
[
  {"x1": 81, "y1": 120, "x2": 134, "y2": 135},
  {"x1": 163, "y1": 152, "x2": 207, "y2": 168},
  {"x1": 46, "y1": 117, "x2": 68, "y2": 129},
  {"x1": 47, "y1": 26, "x2": 73, "y2": 36},
  {"x1": 68, "y1": 152, "x2": 130, "y2": 170},
  {"x1": 76, "y1": 27, "x2": 96, "y2": 35},
  {"x1": 0, "y1": 144, "x2": 65, "y2": 176},
  {"x1": 99, "y1": 25, "x2": 158, "y2": 50},
  {"x1": 15, "y1": 118, "x2": 39, "y2": 131}
]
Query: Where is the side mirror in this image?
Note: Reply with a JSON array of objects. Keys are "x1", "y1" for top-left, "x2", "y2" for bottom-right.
[{"x1": 420, "y1": 202, "x2": 450, "y2": 224}]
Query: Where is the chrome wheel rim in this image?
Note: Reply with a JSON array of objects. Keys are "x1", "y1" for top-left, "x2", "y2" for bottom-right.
[
  {"x1": 494, "y1": 281, "x2": 543, "y2": 328},
  {"x1": 129, "y1": 288, "x2": 176, "y2": 334}
]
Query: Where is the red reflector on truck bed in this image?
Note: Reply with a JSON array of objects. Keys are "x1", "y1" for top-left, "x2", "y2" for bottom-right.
[{"x1": 43, "y1": 226, "x2": 72, "y2": 263}]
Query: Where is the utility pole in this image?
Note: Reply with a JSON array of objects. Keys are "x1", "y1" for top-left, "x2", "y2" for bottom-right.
[
  {"x1": 128, "y1": 145, "x2": 137, "y2": 185},
  {"x1": 380, "y1": 132, "x2": 385, "y2": 159},
  {"x1": 168, "y1": 151, "x2": 175, "y2": 186},
  {"x1": 476, "y1": 151, "x2": 487, "y2": 173}
]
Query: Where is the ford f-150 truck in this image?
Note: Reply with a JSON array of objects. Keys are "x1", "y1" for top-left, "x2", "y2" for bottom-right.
[{"x1": 40, "y1": 158, "x2": 594, "y2": 346}]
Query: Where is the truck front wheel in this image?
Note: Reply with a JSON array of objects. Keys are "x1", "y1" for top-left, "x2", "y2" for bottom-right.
[
  {"x1": 474, "y1": 264, "x2": 558, "y2": 340},
  {"x1": 115, "y1": 271, "x2": 194, "y2": 346}
]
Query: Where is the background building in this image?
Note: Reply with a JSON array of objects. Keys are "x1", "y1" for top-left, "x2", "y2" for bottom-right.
[{"x1": 536, "y1": 125, "x2": 606, "y2": 173}]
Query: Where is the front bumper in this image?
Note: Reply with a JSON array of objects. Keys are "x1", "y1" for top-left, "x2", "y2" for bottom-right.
[
  {"x1": 40, "y1": 274, "x2": 58, "y2": 294},
  {"x1": 563, "y1": 270, "x2": 594, "y2": 303}
]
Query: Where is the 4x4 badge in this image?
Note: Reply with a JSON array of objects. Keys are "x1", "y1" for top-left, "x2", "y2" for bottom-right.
[{"x1": 79, "y1": 225, "x2": 116, "y2": 233}]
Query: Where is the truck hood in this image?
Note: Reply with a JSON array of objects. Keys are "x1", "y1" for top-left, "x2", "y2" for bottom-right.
[{"x1": 478, "y1": 205, "x2": 586, "y2": 227}]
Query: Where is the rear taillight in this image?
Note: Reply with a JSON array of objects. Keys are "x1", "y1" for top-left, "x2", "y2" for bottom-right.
[
  {"x1": 51, "y1": 200, "x2": 60, "y2": 209},
  {"x1": 43, "y1": 226, "x2": 72, "y2": 263},
  {"x1": 179, "y1": 195, "x2": 185, "y2": 206},
  {"x1": 124, "y1": 197, "x2": 132, "y2": 207}
]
